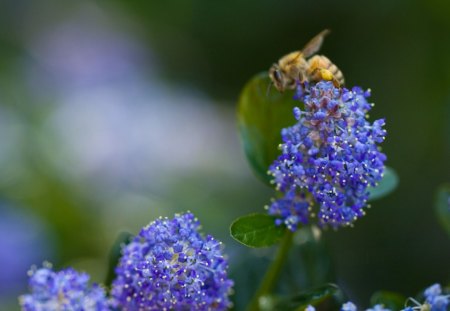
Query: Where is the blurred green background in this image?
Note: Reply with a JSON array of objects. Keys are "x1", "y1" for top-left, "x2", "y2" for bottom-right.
[{"x1": 0, "y1": 0, "x2": 449, "y2": 309}]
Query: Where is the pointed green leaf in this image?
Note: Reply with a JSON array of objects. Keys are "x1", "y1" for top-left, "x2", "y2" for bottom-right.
[
  {"x1": 435, "y1": 183, "x2": 450, "y2": 237},
  {"x1": 230, "y1": 213, "x2": 286, "y2": 248},
  {"x1": 237, "y1": 72, "x2": 298, "y2": 185},
  {"x1": 370, "y1": 291, "x2": 407, "y2": 311},
  {"x1": 368, "y1": 166, "x2": 399, "y2": 201}
]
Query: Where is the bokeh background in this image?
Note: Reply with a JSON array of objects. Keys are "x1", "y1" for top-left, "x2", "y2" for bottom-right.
[{"x1": 0, "y1": 0, "x2": 449, "y2": 309}]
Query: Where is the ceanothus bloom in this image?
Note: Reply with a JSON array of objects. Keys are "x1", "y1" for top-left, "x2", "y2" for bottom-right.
[
  {"x1": 111, "y1": 212, "x2": 233, "y2": 311},
  {"x1": 410, "y1": 283, "x2": 449, "y2": 311},
  {"x1": 268, "y1": 81, "x2": 387, "y2": 230},
  {"x1": 19, "y1": 264, "x2": 109, "y2": 311}
]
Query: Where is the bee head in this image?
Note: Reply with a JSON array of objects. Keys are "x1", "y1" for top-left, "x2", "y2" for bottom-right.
[{"x1": 269, "y1": 64, "x2": 285, "y2": 92}]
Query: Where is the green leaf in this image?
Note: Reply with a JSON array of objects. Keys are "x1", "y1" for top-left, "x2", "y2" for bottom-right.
[
  {"x1": 230, "y1": 213, "x2": 286, "y2": 248},
  {"x1": 368, "y1": 166, "x2": 399, "y2": 201},
  {"x1": 370, "y1": 291, "x2": 407, "y2": 311},
  {"x1": 270, "y1": 283, "x2": 342, "y2": 311},
  {"x1": 237, "y1": 72, "x2": 298, "y2": 185},
  {"x1": 104, "y1": 231, "x2": 133, "y2": 287},
  {"x1": 435, "y1": 183, "x2": 450, "y2": 237}
]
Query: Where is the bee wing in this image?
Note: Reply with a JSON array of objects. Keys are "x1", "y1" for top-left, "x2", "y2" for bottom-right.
[{"x1": 301, "y1": 29, "x2": 330, "y2": 58}]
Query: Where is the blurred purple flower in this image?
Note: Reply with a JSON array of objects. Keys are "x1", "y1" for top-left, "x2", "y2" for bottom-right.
[
  {"x1": 0, "y1": 204, "x2": 54, "y2": 297},
  {"x1": 19, "y1": 264, "x2": 109, "y2": 311}
]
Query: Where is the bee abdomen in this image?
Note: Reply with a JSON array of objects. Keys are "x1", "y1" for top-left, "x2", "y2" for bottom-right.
[
  {"x1": 309, "y1": 55, "x2": 345, "y2": 86},
  {"x1": 321, "y1": 56, "x2": 345, "y2": 86}
]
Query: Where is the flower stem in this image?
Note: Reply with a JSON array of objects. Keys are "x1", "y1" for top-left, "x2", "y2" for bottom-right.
[{"x1": 246, "y1": 229, "x2": 294, "y2": 311}]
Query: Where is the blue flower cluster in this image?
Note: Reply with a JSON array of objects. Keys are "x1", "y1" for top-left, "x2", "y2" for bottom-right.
[
  {"x1": 268, "y1": 81, "x2": 387, "y2": 230},
  {"x1": 19, "y1": 264, "x2": 109, "y2": 311},
  {"x1": 403, "y1": 283, "x2": 449, "y2": 311},
  {"x1": 110, "y1": 212, "x2": 233, "y2": 311}
]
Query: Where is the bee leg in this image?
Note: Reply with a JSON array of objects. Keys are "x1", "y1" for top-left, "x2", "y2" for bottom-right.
[
  {"x1": 266, "y1": 81, "x2": 273, "y2": 97},
  {"x1": 294, "y1": 81, "x2": 308, "y2": 100},
  {"x1": 292, "y1": 74, "x2": 308, "y2": 99},
  {"x1": 296, "y1": 71, "x2": 304, "y2": 84}
]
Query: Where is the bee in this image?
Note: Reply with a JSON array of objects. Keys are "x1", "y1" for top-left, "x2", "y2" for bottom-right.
[{"x1": 269, "y1": 29, "x2": 345, "y2": 92}]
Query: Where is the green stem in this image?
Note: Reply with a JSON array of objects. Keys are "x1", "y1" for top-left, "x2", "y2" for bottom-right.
[{"x1": 246, "y1": 229, "x2": 294, "y2": 311}]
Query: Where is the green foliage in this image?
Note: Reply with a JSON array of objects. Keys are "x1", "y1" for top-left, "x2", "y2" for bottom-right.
[
  {"x1": 370, "y1": 291, "x2": 407, "y2": 311},
  {"x1": 265, "y1": 283, "x2": 342, "y2": 311},
  {"x1": 105, "y1": 232, "x2": 133, "y2": 287},
  {"x1": 230, "y1": 213, "x2": 286, "y2": 248},
  {"x1": 435, "y1": 183, "x2": 450, "y2": 237},
  {"x1": 281, "y1": 227, "x2": 334, "y2": 291},
  {"x1": 368, "y1": 167, "x2": 399, "y2": 201},
  {"x1": 230, "y1": 227, "x2": 335, "y2": 311},
  {"x1": 230, "y1": 254, "x2": 271, "y2": 310},
  {"x1": 237, "y1": 72, "x2": 298, "y2": 185}
]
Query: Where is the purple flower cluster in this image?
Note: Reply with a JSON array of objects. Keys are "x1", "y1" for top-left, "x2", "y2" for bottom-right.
[
  {"x1": 19, "y1": 264, "x2": 109, "y2": 311},
  {"x1": 110, "y1": 212, "x2": 233, "y2": 311},
  {"x1": 268, "y1": 81, "x2": 387, "y2": 229}
]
